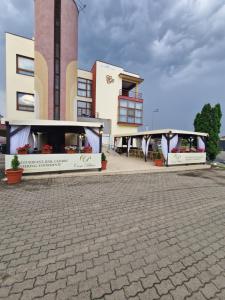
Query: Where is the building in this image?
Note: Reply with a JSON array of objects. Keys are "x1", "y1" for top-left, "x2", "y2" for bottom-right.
[{"x1": 5, "y1": 0, "x2": 144, "y2": 147}]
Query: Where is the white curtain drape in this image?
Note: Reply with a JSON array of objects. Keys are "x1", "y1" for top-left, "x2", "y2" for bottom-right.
[
  {"x1": 169, "y1": 134, "x2": 179, "y2": 152},
  {"x1": 142, "y1": 137, "x2": 146, "y2": 156},
  {"x1": 127, "y1": 137, "x2": 132, "y2": 155},
  {"x1": 10, "y1": 126, "x2": 31, "y2": 154},
  {"x1": 84, "y1": 128, "x2": 100, "y2": 153},
  {"x1": 115, "y1": 137, "x2": 121, "y2": 148},
  {"x1": 197, "y1": 137, "x2": 205, "y2": 150},
  {"x1": 161, "y1": 135, "x2": 168, "y2": 160},
  {"x1": 177, "y1": 137, "x2": 182, "y2": 150},
  {"x1": 28, "y1": 133, "x2": 35, "y2": 152},
  {"x1": 142, "y1": 137, "x2": 151, "y2": 157}
]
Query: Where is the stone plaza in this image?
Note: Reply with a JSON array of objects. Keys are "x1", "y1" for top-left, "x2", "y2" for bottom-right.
[{"x1": 1, "y1": 169, "x2": 225, "y2": 299}]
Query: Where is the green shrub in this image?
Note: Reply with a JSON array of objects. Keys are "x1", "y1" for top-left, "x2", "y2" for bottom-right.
[
  {"x1": 11, "y1": 155, "x2": 20, "y2": 170},
  {"x1": 101, "y1": 152, "x2": 107, "y2": 161}
]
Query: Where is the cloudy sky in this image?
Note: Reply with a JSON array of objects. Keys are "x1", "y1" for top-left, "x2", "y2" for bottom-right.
[{"x1": 0, "y1": 0, "x2": 225, "y2": 133}]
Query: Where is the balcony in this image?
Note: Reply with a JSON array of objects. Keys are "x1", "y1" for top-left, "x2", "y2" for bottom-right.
[{"x1": 119, "y1": 89, "x2": 143, "y2": 100}]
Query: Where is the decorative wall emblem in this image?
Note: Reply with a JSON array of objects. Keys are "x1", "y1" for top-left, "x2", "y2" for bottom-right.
[{"x1": 106, "y1": 75, "x2": 114, "y2": 84}]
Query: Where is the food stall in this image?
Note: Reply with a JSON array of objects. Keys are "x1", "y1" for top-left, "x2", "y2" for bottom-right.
[
  {"x1": 2, "y1": 119, "x2": 103, "y2": 173},
  {"x1": 114, "y1": 129, "x2": 208, "y2": 166}
]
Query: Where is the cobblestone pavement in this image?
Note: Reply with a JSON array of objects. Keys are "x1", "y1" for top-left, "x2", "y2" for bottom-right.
[{"x1": 1, "y1": 169, "x2": 225, "y2": 300}]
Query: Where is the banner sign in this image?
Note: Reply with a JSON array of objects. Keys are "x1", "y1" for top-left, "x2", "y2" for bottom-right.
[
  {"x1": 168, "y1": 152, "x2": 206, "y2": 166},
  {"x1": 5, "y1": 154, "x2": 101, "y2": 174}
]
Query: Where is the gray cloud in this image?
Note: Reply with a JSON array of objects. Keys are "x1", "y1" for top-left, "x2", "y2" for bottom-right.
[{"x1": 0, "y1": 0, "x2": 224, "y2": 134}]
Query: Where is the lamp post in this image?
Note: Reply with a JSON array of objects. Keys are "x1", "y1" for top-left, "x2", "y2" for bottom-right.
[{"x1": 152, "y1": 108, "x2": 159, "y2": 130}]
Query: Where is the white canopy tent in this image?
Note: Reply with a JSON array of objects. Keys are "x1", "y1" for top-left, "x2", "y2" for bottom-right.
[{"x1": 114, "y1": 129, "x2": 208, "y2": 166}]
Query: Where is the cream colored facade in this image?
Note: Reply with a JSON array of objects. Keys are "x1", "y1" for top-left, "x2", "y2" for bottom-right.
[
  {"x1": 5, "y1": 34, "x2": 144, "y2": 146},
  {"x1": 5, "y1": 33, "x2": 35, "y2": 120},
  {"x1": 94, "y1": 61, "x2": 141, "y2": 137}
]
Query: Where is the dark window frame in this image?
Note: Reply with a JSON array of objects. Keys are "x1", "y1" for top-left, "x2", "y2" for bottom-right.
[
  {"x1": 118, "y1": 99, "x2": 143, "y2": 125},
  {"x1": 16, "y1": 92, "x2": 35, "y2": 112},
  {"x1": 53, "y1": 0, "x2": 61, "y2": 120},
  {"x1": 16, "y1": 54, "x2": 34, "y2": 77},
  {"x1": 77, "y1": 77, "x2": 92, "y2": 98},
  {"x1": 77, "y1": 100, "x2": 92, "y2": 117}
]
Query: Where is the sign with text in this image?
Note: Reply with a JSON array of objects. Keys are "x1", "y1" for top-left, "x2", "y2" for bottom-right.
[
  {"x1": 5, "y1": 154, "x2": 101, "y2": 173},
  {"x1": 168, "y1": 153, "x2": 206, "y2": 166}
]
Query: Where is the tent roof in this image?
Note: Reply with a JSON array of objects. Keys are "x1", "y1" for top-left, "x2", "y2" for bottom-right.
[
  {"x1": 2, "y1": 119, "x2": 103, "y2": 128},
  {"x1": 114, "y1": 129, "x2": 208, "y2": 138}
]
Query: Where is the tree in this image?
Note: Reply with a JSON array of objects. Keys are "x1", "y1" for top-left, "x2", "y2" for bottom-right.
[{"x1": 194, "y1": 103, "x2": 222, "y2": 161}]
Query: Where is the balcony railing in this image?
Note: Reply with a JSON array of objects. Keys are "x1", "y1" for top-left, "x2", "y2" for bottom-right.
[{"x1": 119, "y1": 89, "x2": 143, "y2": 99}]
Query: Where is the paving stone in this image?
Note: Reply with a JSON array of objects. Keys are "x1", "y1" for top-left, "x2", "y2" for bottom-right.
[
  {"x1": 185, "y1": 277, "x2": 203, "y2": 293},
  {"x1": 78, "y1": 277, "x2": 98, "y2": 292},
  {"x1": 168, "y1": 261, "x2": 184, "y2": 273},
  {"x1": 128, "y1": 269, "x2": 145, "y2": 282},
  {"x1": 91, "y1": 283, "x2": 111, "y2": 299},
  {"x1": 170, "y1": 285, "x2": 190, "y2": 300},
  {"x1": 35, "y1": 272, "x2": 56, "y2": 286},
  {"x1": 47, "y1": 261, "x2": 65, "y2": 273},
  {"x1": 170, "y1": 271, "x2": 187, "y2": 286},
  {"x1": 67, "y1": 272, "x2": 86, "y2": 286},
  {"x1": 115, "y1": 264, "x2": 132, "y2": 277},
  {"x1": 156, "y1": 267, "x2": 172, "y2": 281},
  {"x1": 155, "y1": 279, "x2": 174, "y2": 296},
  {"x1": 0, "y1": 286, "x2": 11, "y2": 297},
  {"x1": 45, "y1": 278, "x2": 67, "y2": 294},
  {"x1": 212, "y1": 274, "x2": 225, "y2": 289},
  {"x1": 76, "y1": 260, "x2": 93, "y2": 272},
  {"x1": 87, "y1": 265, "x2": 104, "y2": 278},
  {"x1": 186, "y1": 291, "x2": 207, "y2": 300},
  {"x1": 98, "y1": 270, "x2": 116, "y2": 284},
  {"x1": 124, "y1": 281, "x2": 144, "y2": 297},
  {"x1": 141, "y1": 273, "x2": 159, "y2": 289},
  {"x1": 139, "y1": 287, "x2": 159, "y2": 300},
  {"x1": 104, "y1": 289, "x2": 126, "y2": 300},
  {"x1": 10, "y1": 279, "x2": 35, "y2": 294},
  {"x1": 208, "y1": 264, "x2": 223, "y2": 276},
  {"x1": 201, "y1": 283, "x2": 219, "y2": 299},
  {"x1": 57, "y1": 266, "x2": 76, "y2": 279},
  {"x1": 111, "y1": 275, "x2": 129, "y2": 290},
  {"x1": 21, "y1": 286, "x2": 45, "y2": 300},
  {"x1": 56, "y1": 285, "x2": 78, "y2": 300}
]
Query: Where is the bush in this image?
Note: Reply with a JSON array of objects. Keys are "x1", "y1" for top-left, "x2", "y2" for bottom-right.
[
  {"x1": 194, "y1": 103, "x2": 222, "y2": 161},
  {"x1": 101, "y1": 153, "x2": 107, "y2": 161},
  {"x1": 11, "y1": 155, "x2": 20, "y2": 170}
]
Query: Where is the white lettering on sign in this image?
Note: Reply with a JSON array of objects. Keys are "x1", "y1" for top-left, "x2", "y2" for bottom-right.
[
  {"x1": 5, "y1": 154, "x2": 101, "y2": 173},
  {"x1": 167, "y1": 153, "x2": 206, "y2": 166}
]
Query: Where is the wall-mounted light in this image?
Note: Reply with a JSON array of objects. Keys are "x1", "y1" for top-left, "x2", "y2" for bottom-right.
[{"x1": 99, "y1": 125, "x2": 104, "y2": 135}]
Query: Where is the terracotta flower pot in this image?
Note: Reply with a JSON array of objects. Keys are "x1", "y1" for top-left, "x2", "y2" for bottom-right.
[
  {"x1": 154, "y1": 159, "x2": 164, "y2": 167},
  {"x1": 17, "y1": 150, "x2": 28, "y2": 155},
  {"x1": 66, "y1": 150, "x2": 76, "y2": 154},
  {"x1": 84, "y1": 148, "x2": 92, "y2": 153},
  {"x1": 101, "y1": 160, "x2": 107, "y2": 170},
  {"x1": 5, "y1": 168, "x2": 24, "y2": 184}
]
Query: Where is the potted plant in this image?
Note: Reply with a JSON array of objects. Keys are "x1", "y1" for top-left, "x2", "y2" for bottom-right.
[
  {"x1": 17, "y1": 144, "x2": 30, "y2": 155},
  {"x1": 5, "y1": 155, "x2": 24, "y2": 184},
  {"x1": 65, "y1": 146, "x2": 77, "y2": 154},
  {"x1": 154, "y1": 151, "x2": 164, "y2": 167},
  {"x1": 101, "y1": 152, "x2": 107, "y2": 170},
  {"x1": 42, "y1": 144, "x2": 53, "y2": 154},
  {"x1": 84, "y1": 145, "x2": 92, "y2": 153}
]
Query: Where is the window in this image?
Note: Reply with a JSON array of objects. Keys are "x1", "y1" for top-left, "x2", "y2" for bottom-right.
[
  {"x1": 77, "y1": 78, "x2": 92, "y2": 98},
  {"x1": 16, "y1": 55, "x2": 34, "y2": 76},
  {"x1": 17, "y1": 92, "x2": 35, "y2": 112},
  {"x1": 118, "y1": 99, "x2": 143, "y2": 125},
  {"x1": 77, "y1": 101, "x2": 92, "y2": 117}
]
